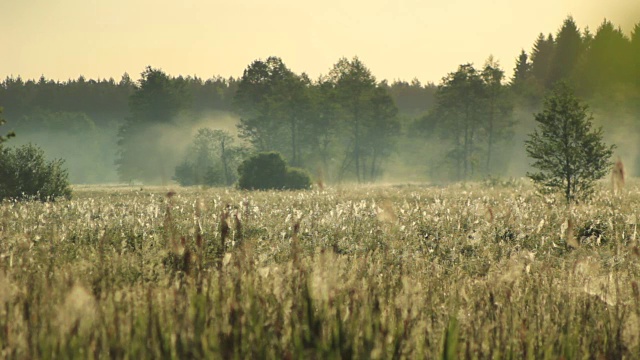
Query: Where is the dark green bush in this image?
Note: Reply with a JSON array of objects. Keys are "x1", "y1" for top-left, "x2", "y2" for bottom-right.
[
  {"x1": 174, "y1": 160, "x2": 224, "y2": 187},
  {"x1": 237, "y1": 152, "x2": 311, "y2": 190},
  {"x1": 0, "y1": 144, "x2": 72, "y2": 201},
  {"x1": 283, "y1": 167, "x2": 312, "y2": 190}
]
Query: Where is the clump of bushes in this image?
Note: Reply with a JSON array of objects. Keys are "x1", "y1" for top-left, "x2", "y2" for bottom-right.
[
  {"x1": 0, "y1": 143, "x2": 72, "y2": 201},
  {"x1": 237, "y1": 152, "x2": 311, "y2": 190}
]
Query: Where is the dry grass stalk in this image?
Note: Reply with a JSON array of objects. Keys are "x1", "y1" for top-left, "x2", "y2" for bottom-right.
[
  {"x1": 242, "y1": 199, "x2": 251, "y2": 220},
  {"x1": 486, "y1": 206, "x2": 494, "y2": 223},
  {"x1": 612, "y1": 157, "x2": 625, "y2": 194}
]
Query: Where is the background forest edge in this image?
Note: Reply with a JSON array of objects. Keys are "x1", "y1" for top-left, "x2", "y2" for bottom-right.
[{"x1": 2, "y1": 16, "x2": 639, "y2": 185}]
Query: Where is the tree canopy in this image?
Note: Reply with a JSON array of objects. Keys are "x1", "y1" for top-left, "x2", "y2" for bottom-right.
[{"x1": 525, "y1": 83, "x2": 614, "y2": 202}]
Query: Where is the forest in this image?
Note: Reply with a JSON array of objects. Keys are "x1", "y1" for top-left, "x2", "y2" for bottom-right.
[{"x1": 1, "y1": 16, "x2": 639, "y2": 185}]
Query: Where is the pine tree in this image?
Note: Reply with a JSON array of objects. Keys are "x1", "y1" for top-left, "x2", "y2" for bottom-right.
[
  {"x1": 511, "y1": 50, "x2": 531, "y2": 87},
  {"x1": 530, "y1": 33, "x2": 555, "y2": 88},
  {"x1": 548, "y1": 17, "x2": 584, "y2": 85},
  {"x1": 525, "y1": 83, "x2": 614, "y2": 202},
  {"x1": 579, "y1": 20, "x2": 632, "y2": 94}
]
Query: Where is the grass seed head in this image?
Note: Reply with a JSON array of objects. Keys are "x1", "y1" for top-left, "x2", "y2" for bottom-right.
[{"x1": 376, "y1": 199, "x2": 397, "y2": 223}]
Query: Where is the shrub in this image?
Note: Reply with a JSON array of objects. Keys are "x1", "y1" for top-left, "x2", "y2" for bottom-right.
[
  {"x1": 0, "y1": 143, "x2": 72, "y2": 201},
  {"x1": 237, "y1": 152, "x2": 311, "y2": 190},
  {"x1": 174, "y1": 160, "x2": 224, "y2": 187},
  {"x1": 284, "y1": 167, "x2": 312, "y2": 190}
]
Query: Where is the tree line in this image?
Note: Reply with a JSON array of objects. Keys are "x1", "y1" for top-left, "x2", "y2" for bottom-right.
[{"x1": 1, "y1": 16, "x2": 639, "y2": 184}]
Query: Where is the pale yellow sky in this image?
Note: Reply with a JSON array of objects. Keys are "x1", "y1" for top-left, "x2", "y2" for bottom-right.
[{"x1": 2, "y1": 0, "x2": 639, "y2": 84}]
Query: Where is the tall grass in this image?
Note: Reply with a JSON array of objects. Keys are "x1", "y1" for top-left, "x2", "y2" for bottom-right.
[{"x1": 0, "y1": 181, "x2": 639, "y2": 358}]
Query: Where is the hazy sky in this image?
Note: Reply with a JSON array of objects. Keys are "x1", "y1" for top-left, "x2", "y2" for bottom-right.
[{"x1": 2, "y1": 0, "x2": 639, "y2": 84}]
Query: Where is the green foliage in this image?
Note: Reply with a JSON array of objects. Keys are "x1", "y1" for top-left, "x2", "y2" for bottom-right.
[
  {"x1": 442, "y1": 316, "x2": 459, "y2": 360},
  {"x1": 237, "y1": 152, "x2": 311, "y2": 190},
  {"x1": 0, "y1": 75, "x2": 134, "y2": 128},
  {"x1": 116, "y1": 66, "x2": 191, "y2": 183},
  {"x1": 238, "y1": 152, "x2": 287, "y2": 190},
  {"x1": 525, "y1": 83, "x2": 615, "y2": 202},
  {"x1": 577, "y1": 20, "x2": 634, "y2": 94},
  {"x1": 548, "y1": 16, "x2": 584, "y2": 85},
  {"x1": 428, "y1": 61, "x2": 514, "y2": 181},
  {"x1": 530, "y1": 33, "x2": 556, "y2": 90},
  {"x1": 5, "y1": 108, "x2": 118, "y2": 184},
  {"x1": 0, "y1": 107, "x2": 15, "y2": 144},
  {"x1": 174, "y1": 128, "x2": 245, "y2": 187},
  {"x1": 328, "y1": 57, "x2": 400, "y2": 182},
  {"x1": 0, "y1": 143, "x2": 72, "y2": 201},
  {"x1": 234, "y1": 57, "x2": 313, "y2": 166},
  {"x1": 283, "y1": 167, "x2": 313, "y2": 190},
  {"x1": 3, "y1": 16, "x2": 640, "y2": 185},
  {"x1": 17, "y1": 108, "x2": 96, "y2": 133},
  {"x1": 384, "y1": 79, "x2": 437, "y2": 117}
]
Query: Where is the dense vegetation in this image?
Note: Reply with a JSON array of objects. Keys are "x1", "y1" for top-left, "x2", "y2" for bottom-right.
[
  {"x1": 0, "y1": 143, "x2": 72, "y2": 201},
  {"x1": 526, "y1": 83, "x2": 615, "y2": 202},
  {"x1": 1, "y1": 182, "x2": 639, "y2": 357},
  {"x1": 1, "y1": 109, "x2": 72, "y2": 201},
  {"x1": 2, "y1": 16, "x2": 638, "y2": 185},
  {"x1": 237, "y1": 152, "x2": 312, "y2": 190},
  {"x1": 0, "y1": 108, "x2": 15, "y2": 144}
]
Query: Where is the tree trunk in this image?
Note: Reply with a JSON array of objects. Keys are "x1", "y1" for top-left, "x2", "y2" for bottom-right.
[{"x1": 370, "y1": 149, "x2": 378, "y2": 181}]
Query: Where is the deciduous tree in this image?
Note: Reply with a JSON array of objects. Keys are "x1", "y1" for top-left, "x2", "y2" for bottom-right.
[
  {"x1": 116, "y1": 67, "x2": 189, "y2": 183},
  {"x1": 234, "y1": 57, "x2": 311, "y2": 167},
  {"x1": 328, "y1": 57, "x2": 399, "y2": 182}
]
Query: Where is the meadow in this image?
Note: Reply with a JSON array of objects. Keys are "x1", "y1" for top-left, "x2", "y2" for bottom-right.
[{"x1": 0, "y1": 180, "x2": 639, "y2": 359}]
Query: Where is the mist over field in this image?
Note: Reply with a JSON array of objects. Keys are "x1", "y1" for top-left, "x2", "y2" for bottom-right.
[{"x1": 2, "y1": 13, "x2": 640, "y2": 186}]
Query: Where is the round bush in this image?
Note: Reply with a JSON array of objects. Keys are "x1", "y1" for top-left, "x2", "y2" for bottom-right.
[
  {"x1": 0, "y1": 144, "x2": 72, "y2": 201},
  {"x1": 237, "y1": 152, "x2": 311, "y2": 190},
  {"x1": 284, "y1": 168, "x2": 312, "y2": 190}
]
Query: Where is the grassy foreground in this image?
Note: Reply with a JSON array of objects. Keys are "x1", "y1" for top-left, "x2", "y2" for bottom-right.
[{"x1": 1, "y1": 181, "x2": 639, "y2": 359}]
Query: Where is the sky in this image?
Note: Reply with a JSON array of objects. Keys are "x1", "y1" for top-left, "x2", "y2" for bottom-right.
[{"x1": 2, "y1": 0, "x2": 639, "y2": 84}]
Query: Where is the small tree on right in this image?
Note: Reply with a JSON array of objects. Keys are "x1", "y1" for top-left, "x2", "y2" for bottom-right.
[{"x1": 525, "y1": 83, "x2": 615, "y2": 203}]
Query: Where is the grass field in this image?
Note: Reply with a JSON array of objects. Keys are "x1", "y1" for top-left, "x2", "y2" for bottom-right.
[{"x1": 1, "y1": 181, "x2": 639, "y2": 359}]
